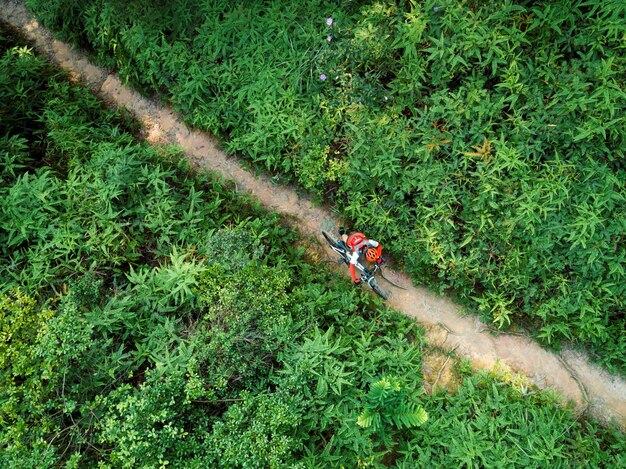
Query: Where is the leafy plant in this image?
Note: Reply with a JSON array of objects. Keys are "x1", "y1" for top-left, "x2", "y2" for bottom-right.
[
  {"x1": 2, "y1": 21, "x2": 625, "y2": 468},
  {"x1": 23, "y1": 0, "x2": 626, "y2": 372},
  {"x1": 358, "y1": 376, "x2": 428, "y2": 431},
  {"x1": 357, "y1": 375, "x2": 428, "y2": 453}
]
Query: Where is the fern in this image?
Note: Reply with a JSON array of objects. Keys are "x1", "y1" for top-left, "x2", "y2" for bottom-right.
[
  {"x1": 392, "y1": 403, "x2": 429, "y2": 429},
  {"x1": 358, "y1": 375, "x2": 428, "y2": 432}
]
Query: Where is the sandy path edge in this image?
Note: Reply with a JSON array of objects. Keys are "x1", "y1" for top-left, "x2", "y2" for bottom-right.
[{"x1": 2, "y1": 0, "x2": 624, "y2": 429}]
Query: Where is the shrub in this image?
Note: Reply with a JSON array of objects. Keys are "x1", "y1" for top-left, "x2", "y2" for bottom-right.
[
  {"x1": 2, "y1": 23, "x2": 624, "y2": 467},
  {"x1": 23, "y1": 0, "x2": 626, "y2": 371}
]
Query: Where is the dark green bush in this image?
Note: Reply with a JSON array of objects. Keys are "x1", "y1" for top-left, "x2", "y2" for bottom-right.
[
  {"x1": 23, "y1": 0, "x2": 626, "y2": 372},
  {"x1": 1, "y1": 27, "x2": 624, "y2": 467},
  {"x1": 406, "y1": 370, "x2": 626, "y2": 467}
]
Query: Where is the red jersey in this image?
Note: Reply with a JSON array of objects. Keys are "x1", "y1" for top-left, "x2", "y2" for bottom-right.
[{"x1": 345, "y1": 232, "x2": 382, "y2": 282}]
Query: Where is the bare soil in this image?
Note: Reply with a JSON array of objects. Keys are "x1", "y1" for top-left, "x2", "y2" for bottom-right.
[{"x1": 2, "y1": 0, "x2": 624, "y2": 429}]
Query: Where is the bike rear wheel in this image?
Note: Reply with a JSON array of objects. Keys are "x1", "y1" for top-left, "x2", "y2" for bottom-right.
[
  {"x1": 322, "y1": 230, "x2": 341, "y2": 249},
  {"x1": 322, "y1": 230, "x2": 349, "y2": 265},
  {"x1": 368, "y1": 277, "x2": 389, "y2": 300}
]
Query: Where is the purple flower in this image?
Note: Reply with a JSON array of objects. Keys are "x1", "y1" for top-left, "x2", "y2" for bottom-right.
[
  {"x1": 326, "y1": 17, "x2": 333, "y2": 26},
  {"x1": 320, "y1": 73, "x2": 327, "y2": 81},
  {"x1": 433, "y1": 6, "x2": 439, "y2": 12},
  {"x1": 327, "y1": 35, "x2": 332, "y2": 42}
]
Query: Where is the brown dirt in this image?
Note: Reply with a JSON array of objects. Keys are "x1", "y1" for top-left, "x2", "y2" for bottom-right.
[
  {"x1": 2, "y1": 0, "x2": 624, "y2": 429},
  {"x1": 421, "y1": 345, "x2": 462, "y2": 395}
]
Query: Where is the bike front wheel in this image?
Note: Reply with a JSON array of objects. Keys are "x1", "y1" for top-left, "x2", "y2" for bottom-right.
[{"x1": 367, "y1": 277, "x2": 389, "y2": 300}]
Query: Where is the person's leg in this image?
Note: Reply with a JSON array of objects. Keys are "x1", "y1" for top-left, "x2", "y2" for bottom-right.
[{"x1": 339, "y1": 226, "x2": 347, "y2": 241}]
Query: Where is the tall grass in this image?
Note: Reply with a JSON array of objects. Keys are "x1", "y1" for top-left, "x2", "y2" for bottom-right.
[
  {"x1": 1, "y1": 26, "x2": 625, "y2": 467},
  {"x1": 24, "y1": 0, "x2": 626, "y2": 373}
]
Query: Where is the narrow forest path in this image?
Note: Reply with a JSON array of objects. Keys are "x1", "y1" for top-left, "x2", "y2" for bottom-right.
[{"x1": 2, "y1": 0, "x2": 624, "y2": 429}]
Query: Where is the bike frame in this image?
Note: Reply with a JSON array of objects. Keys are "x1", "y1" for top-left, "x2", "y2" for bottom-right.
[
  {"x1": 322, "y1": 230, "x2": 388, "y2": 299},
  {"x1": 329, "y1": 240, "x2": 380, "y2": 284}
]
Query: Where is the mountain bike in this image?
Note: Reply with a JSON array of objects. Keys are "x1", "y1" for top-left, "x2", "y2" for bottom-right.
[{"x1": 322, "y1": 230, "x2": 389, "y2": 300}]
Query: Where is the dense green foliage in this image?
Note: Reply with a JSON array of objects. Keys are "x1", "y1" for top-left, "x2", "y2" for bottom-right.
[
  {"x1": 1, "y1": 26, "x2": 625, "y2": 467},
  {"x1": 23, "y1": 0, "x2": 626, "y2": 372}
]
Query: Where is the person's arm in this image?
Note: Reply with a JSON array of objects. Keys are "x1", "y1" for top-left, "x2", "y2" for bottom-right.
[
  {"x1": 349, "y1": 263, "x2": 359, "y2": 283},
  {"x1": 349, "y1": 250, "x2": 360, "y2": 283}
]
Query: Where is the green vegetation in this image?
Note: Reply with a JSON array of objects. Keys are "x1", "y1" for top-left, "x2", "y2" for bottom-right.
[
  {"x1": 1, "y1": 28, "x2": 624, "y2": 467},
  {"x1": 23, "y1": 0, "x2": 626, "y2": 373}
]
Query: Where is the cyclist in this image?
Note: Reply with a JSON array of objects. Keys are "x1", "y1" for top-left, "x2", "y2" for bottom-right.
[{"x1": 338, "y1": 227, "x2": 383, "y2": 285}]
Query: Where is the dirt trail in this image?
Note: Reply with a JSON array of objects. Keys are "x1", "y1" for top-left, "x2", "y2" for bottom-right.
[{"x1": 2, "y1": 0, "x2": 625, "y2": 429}]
